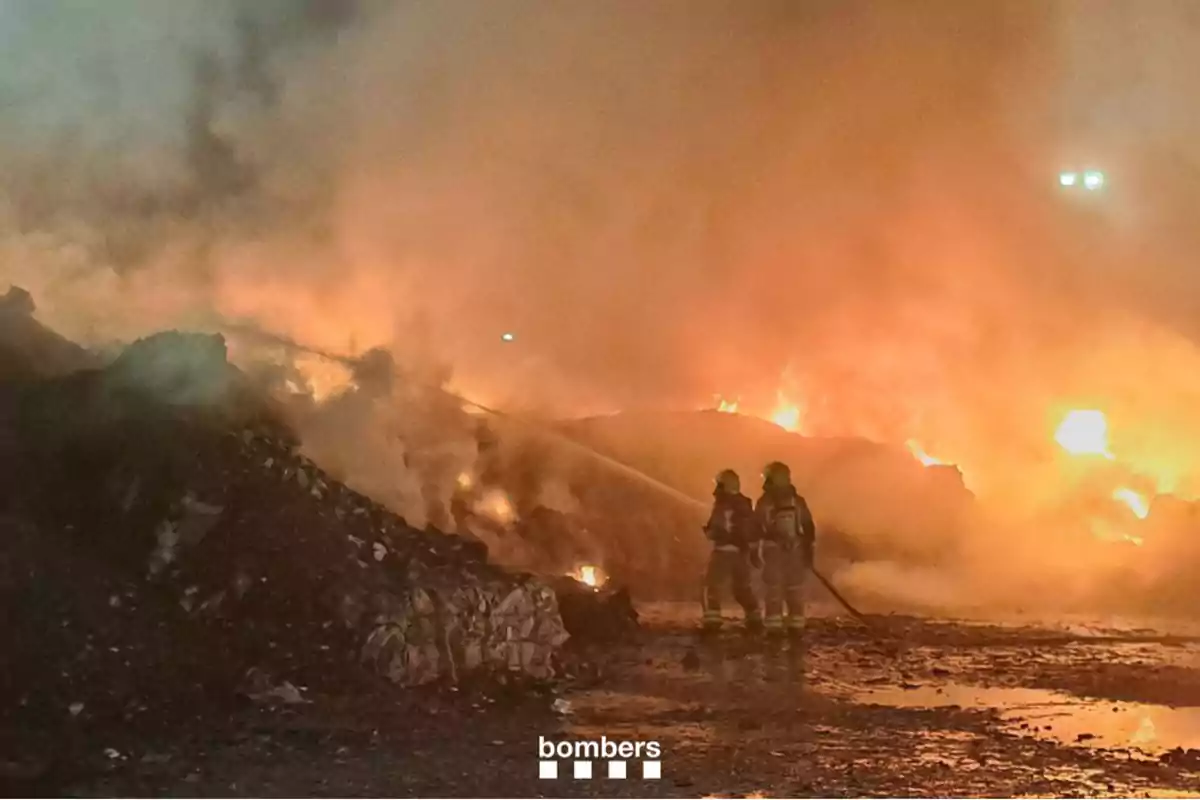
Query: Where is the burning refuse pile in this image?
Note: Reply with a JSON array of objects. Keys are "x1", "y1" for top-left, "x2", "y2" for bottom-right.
[
  {"x1": 559, "y1": 404, "x2": 1200, "y2": 618},
  {"x1": 229, "y1": 328, "x2": 736, "y2": 605},
  {"x1": 225, "y1": 325, "x2": 616, "y2": 591},
  {"x1": 441, "y1": 411, "x2": 712, "y2": 601},
  {"x1": 134, "y1": 309, "x2": 1200, "y2": 620},
  {"x1": 205, "y1": 319, "x2": 657, "y2": 631},
  {"x1": 561, "y1": 410, "x2": 980, "y2": 576},
  {"x1": 1, "y1": 318, "x2": 580, "y2": 736}
]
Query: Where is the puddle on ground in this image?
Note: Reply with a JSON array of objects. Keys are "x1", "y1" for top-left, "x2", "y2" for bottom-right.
[
  {"x1": 856, "y1": 683, "x2": 1200, "y2": 755},
  {"x1": 982, "y1": 613, "x2": 1200, "y2": 640},
  {"x1": 565, "y1": 689, "x2": 718, "y2": 746},
  {"x1": 568, "y1": 690, "x2": 697, "y2": 716}
]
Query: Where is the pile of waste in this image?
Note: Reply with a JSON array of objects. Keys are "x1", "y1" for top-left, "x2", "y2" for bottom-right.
[
  {"x1": 548, "y1": 577, "x2": 640, "y2": 644},
  {"x1": 0, "y1": 285, "x2": 99, "y2": 379},
  {"x1": 0, "y1": 319, "x2": 598, "y2": 770},
  {"x1": 8, "y1": 328, "x2": 574, "y2": 685}
]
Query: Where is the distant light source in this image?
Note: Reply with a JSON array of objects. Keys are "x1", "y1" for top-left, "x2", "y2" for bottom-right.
[
  {"x1": 1059, "y1": 171, "x2": 1078, "y2": 187},
  {"x1": 1083, "y1": 170, "x2": 1105, "y2": 190},
  {"x1": 501, "y1": 332, "x2": 515, "y2": 342}
]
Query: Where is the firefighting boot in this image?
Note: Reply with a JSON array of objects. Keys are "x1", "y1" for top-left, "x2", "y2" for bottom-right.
[{"x1": 744, "y1": 614, "x2": 764, "y2": 634}]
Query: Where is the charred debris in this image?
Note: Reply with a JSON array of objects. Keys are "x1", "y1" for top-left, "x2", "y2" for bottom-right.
[{"x1": 0, "y1": 291, "x2": 639, "y2": 778}]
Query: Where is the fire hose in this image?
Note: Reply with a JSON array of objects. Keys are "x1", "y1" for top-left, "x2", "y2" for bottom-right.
[
  {"x1": 810, "y1": 567, "x2": 870, "y2": 625},
  {"x1": 219, "y1": 319, "x2": 872, "y2": 625}
]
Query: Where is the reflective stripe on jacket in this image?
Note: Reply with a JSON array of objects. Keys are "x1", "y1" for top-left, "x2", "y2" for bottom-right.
[{"x1": 704, "y1": 492, "x2": 759, "y2": 548}]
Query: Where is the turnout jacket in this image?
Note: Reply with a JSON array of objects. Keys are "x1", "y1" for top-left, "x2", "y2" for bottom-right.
[
  {"x1": 755, "y1": 484, "x2": 815, "y2": 554},
  {"x1": 703, "y1": 491, "x2": 760, "y2": 550}
]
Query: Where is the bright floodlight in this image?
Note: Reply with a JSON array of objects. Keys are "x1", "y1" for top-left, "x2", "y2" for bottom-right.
[
  {"x1": 1083, "y1": 170, "x2": 1104, "y2": 190},
  {"x1": 501, "y1": 332, "x2": 515, "y2": 342},
  {"x1": 1059, "y1": 171, "x2": 1078, "y2": 187}
]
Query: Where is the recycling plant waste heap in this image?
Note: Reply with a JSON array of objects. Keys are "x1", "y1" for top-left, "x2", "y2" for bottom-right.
[{"x1": 3, "y1": 324, "x2": 571, "y2": 694}]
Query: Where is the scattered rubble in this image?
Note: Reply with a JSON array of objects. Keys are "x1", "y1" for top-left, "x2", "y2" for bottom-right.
[{"x1": 238, "y1": 668, "x2": 308, "y2": 705}]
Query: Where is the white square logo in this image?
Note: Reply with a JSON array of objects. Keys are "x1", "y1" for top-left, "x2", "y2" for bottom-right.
[
  {"x1": 608, "y1": 760, "x2": 627, "y2": 779},
  {"x1": 538, "y1": 760, "x2": 557, "y2": 779},
  {"x1": 573, "y1": 760, "x2": 592, "y2": 779},
  {"x1": 642, "y1": 760, "x2": 661, "y2": 780}
]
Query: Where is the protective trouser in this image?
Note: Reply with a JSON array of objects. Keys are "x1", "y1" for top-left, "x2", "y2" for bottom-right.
[
  {"x1": 761, "y1": 541, "x2": 809, "y2": 632},
  {"x1": 701, "y1": 546, "x2": 760, "y2": 627}
]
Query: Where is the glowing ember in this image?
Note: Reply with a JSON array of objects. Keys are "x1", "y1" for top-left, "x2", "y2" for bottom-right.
[
  {"x1": 715, "y1": 397, "x2": 739, "y2": 414},
  {"x1": 474, "y1": 489, "x2": 515, "y2": 525},
  {"x1": 568, "y1": 564, "x2": 602, "y2": 587},
  {"x1": 1113, "y1": 486, "x2": 1149, "y2": 520},
  {"x1": 1054, "y1": 409, "x2": 1114, "y2": 459},
  {"x1": 293, "y1": 354, "x2": 355, "y2": 401},
  {"x1": 456, "y1": 471, "x2": 473, "y2": 491},
  {"x1": 906, "y1": 439, "x2": 943, "y2": 467}
]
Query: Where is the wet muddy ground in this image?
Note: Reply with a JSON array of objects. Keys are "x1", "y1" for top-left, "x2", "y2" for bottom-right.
[{"x1": 54, "y1": 603, "x2": 1200, "y2": 797}]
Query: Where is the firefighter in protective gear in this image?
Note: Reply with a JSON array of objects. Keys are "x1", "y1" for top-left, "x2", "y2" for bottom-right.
[
  {"x1": 701, "y1": 469, "x2": 763, "y2": 632},
  {"x1": 755, "y1": 461, "x2": 815, "y2": 637}
]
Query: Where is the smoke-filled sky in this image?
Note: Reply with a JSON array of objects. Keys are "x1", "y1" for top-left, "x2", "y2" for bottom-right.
[{"x1": 5, "y1": 0, "x2": 1200, "y2": 504}]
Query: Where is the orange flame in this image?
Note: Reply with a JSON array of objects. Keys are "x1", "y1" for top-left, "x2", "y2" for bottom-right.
[
  {"x1": 1054, "y1": 409, "x2": 1114, "y2": 459},
  {"x1": 473, "y1": 489, "x2": 515, "y2": 526},
  {"x1": 906, "y1": 439, "x2": 943, "y2": 467},
  {"x1": 568, "y1": 564, "x2": 602, "y2": 588},
  {"x1": 292, "y1": 354, "x2": 355, "y2": 401},
  {"x1": 1051, "y1": 409, "x2": 1151, "y2": 544},
  {"x1": 769, "y1": 393, "x2": 803, "y2": 432},
  {"x1": 1112, "y1": 486, "x2": 1149, "y2": 520}
]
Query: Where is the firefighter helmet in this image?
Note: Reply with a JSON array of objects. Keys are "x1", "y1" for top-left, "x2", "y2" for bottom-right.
[
  {"x1": 762, "y1": 461, "x2": 791, "y2": 487},
  {"x1": 714, "y1": 468, "x2": 740, "y2": 494}
]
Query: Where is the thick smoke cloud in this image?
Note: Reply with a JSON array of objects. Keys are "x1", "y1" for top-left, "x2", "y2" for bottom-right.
[
  {"x1": 5, "y1": 0, "x2": 1200, "y2": 607},
  {"x1": 0, "y1": 0, "x2": 1059, "y2": 408}
]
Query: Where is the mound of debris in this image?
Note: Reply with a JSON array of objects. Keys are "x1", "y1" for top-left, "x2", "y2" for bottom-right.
[
  {"x1": 0, "y1": 285, "x2": 99, "y2": 379},
  {"x1": 4, "y1": 330, "x2": 571, "y2": 714},
  {"x1": 438, "y1": 417, "x2": 705, "y2": 601},
  {"x1": 548, "y1": 577, "x2": 639, "y2": 644}
]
